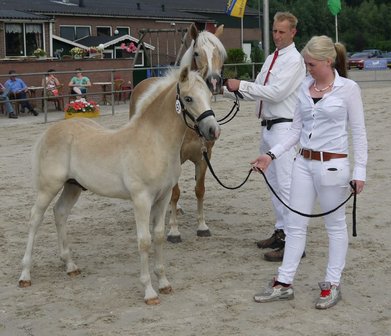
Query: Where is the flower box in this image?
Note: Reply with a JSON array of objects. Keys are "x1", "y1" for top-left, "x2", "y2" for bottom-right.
[
  {"x1": 64, "y1": 98, "x2": 100, "y2": 119},
  {"x1": 65, "y1": 109, "x2": 100, "y2": 119}
]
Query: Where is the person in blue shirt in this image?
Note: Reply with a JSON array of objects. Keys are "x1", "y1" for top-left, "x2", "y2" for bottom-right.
[
  {"x1": 5, "y1": 70, "x2": 38, "y2": 116},
  {"x1": 0, "y1": 82, "x2": 17, "y2": 118}
]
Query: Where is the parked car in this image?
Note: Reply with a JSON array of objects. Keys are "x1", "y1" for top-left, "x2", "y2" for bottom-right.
[
  {"x1": 383, "y1": 52, "x2": 391, "y2": 68},
  {"x1": 348, "y1": 52, "x2": 371, "y2": 70},
  {"x1": 362, "y1": 49, "x2": 383, "y2": 58}
]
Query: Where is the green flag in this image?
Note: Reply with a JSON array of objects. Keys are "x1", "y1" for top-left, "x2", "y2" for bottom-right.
[{"x1": 328, "y1": 0, "x2": 341, "y2": 16}]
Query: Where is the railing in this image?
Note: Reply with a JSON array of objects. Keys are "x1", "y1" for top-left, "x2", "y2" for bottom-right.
[{"x1": 2, "y1": 64, "x2": 390, "y2": 122}]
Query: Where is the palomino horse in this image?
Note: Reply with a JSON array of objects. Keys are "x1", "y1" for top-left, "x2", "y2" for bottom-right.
[
  {"x1": 129, "y1": 23, "x2": 226, "y2": 243},
  {"x1": 18, "y1": 67, "x2": 221, "y2": 305}
]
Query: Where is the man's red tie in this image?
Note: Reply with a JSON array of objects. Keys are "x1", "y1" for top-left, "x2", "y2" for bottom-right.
[{"x1": 258, "y1": 49, "x2": 279, "y2": 119}]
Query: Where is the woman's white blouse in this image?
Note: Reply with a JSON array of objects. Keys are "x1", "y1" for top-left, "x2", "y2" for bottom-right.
[{"x1": 271, "y1": 71, "x2": 368, "y2": 181}]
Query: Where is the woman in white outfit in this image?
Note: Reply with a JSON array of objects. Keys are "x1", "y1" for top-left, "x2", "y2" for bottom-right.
[{"x1": 251, "y1": 35, "x2": 368, "y2": 309}]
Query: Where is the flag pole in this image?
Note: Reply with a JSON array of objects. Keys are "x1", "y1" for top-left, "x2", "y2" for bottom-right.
[
  {"x1": 263, "y1": 0, "x2": 270, "y2": 58},
  {"x1": 335, "y1": 14, "x2": 339, "y2": 42}
]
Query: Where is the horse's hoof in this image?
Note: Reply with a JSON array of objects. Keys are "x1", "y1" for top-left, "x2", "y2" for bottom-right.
[
  {"x1": 67, "y1": 269, "x2": 81, "y2": 277},
  {"x1": 18, "y1": 280, "x2": 32, "y2": 288},
  {"x1": 167, "y1": 235, "x2": 182, "y2": 243},
  {"x1": 159, "y1": 286, "x2": 173, "y2": 295},
  {"x1": 197, "y1": 229, "x2": 211, "y2": 237},
  {"x1": 145, "y1": 297, "x2": 160, "y2": 305}
]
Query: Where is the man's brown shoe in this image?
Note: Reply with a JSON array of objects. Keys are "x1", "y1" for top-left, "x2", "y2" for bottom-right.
[
  {"x1": 257, "y1": 229, "x2": 285, "y2": 249},
  {"x1": 264, "y1": 247, "x2": 306, "y2": 262}
]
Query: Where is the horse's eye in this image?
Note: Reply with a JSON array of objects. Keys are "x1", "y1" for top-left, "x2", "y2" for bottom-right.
[
  {"x1": 194, "y1": 52, "x2": 199, "y2": 57},
  {"x1": 184, "y1": 96, "x2": 192, "y2": 103}
]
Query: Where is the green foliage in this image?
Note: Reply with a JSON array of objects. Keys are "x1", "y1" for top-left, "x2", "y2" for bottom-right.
[{"x1": 246, "y1": 0, "x2": 391, "y2": 53}]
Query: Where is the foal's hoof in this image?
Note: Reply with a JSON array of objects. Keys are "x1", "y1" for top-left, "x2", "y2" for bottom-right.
[
  {"x1": 197, "y1": 229, "x2": 211, "y2": 237},
  {"x1": 145, "y1": 297, "x2": 160, "y2": 305},
  {"x1": 67, "y1": 269, "x2": 81, "y2": 277},
  {"x1": 18, "y1": 280, "x2": 32, "y2": 288},
  {"x1": 159, "y1": 285, "x2": 173, "y2": 295},
  {"x1": 167, "y1": 235, "x2": 182, "y2": 243}
]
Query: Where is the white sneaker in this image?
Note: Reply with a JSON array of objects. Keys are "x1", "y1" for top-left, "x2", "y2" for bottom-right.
[
  {"x1": 253, "y1": 278, "x2": 294, "y2": 303},
  {"x1": 315, "y1": 282, "x2": 341, "y2": 309}
]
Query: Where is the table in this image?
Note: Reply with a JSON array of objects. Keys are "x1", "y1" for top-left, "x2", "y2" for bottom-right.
[
  {"x1": 27, "y1": 86, "x2": 44, "y2": 109},
  {"x1": 93, "y1": 82, "x2": 112, "y2": 105}
]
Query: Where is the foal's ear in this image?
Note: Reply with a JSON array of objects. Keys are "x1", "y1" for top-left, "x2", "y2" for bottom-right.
[
  {"x1": 215, "y1": 24, "x2": 224, "y2": 38},
  {"x1": 190, "y1": 23, "x2": 199, "y2": 40},
  {"x1": 179, "y1": 66, "x2": 190, "y2": 83}
]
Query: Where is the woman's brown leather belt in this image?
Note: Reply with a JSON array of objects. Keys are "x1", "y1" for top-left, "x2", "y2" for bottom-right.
[{"x1": 299, "y1": 149, "x2": 348, "y2": 161}]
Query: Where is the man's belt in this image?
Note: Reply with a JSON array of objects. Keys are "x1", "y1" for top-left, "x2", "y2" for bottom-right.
[
  {"x1": 299, "y1": 149, "x2": 348, "y2": 161},
  {"x1": 261, "y1": 118, "x2": 293, "y2": 130}
]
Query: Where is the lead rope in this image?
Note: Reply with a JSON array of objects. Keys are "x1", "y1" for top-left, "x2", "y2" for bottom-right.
[{"x1": 202, "y1": 150, "x2": 358, "y2": 237}]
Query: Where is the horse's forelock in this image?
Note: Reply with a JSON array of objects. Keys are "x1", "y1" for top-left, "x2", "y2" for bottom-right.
[{"x1": 197, "y1": 31, "x2": 227, "y2": 62}]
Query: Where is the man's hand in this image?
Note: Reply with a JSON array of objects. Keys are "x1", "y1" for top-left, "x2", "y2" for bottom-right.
[
  {"x1": 225, "y1": 79, "x2": 241, "y2": 92},
  {"x1": 250, "y1": 154, "x2": 272, "y2": 173}
]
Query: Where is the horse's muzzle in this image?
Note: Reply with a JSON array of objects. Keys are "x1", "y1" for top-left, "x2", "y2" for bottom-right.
[
  {"x1": 197, "y1": 110, "x2": 221, "y2": 141},
  {"x1": 206, "y1": 73, "x2": 223, "y2": 95}
]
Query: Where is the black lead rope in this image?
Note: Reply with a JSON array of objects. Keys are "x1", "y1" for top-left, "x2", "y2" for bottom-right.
[
  {"x1": 217, "y1": 91, "x2": 242, "y2": 125},
  {"x1": 202, "y1": 151, "x2": 358, "y2": 236}
]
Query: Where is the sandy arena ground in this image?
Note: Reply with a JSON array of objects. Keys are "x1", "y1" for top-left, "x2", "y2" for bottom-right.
[{"x1": 0, "y1": 72, "x2": 390, "y2": 336}]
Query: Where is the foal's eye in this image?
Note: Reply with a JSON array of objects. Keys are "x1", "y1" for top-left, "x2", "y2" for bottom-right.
[
  {"x1": 194, "y1": 52, "x2": 199, "y2": 57},
  {"x1": 184, "y1": 96, "x2": 192, "y2": 103}
]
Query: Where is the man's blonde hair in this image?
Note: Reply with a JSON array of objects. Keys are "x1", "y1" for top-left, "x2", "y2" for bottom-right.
[{"x1": 274, "y1": 12, "x2": 298, "y2": 29}]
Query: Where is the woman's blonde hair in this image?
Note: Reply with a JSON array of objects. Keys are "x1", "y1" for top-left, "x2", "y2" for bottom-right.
[{"x1": 301, "y1": 35, "x2": 348, "y2": 78}]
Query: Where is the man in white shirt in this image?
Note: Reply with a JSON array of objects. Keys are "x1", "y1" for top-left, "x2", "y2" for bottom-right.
[{"x1": 223, "y1": 12, "x2": 306, "y2": 261}]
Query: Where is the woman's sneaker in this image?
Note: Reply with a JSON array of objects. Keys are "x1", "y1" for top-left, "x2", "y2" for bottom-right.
[
  {"x1": 253, "y1": 278, "x2": 294, "y2": 303},
  {"x1": 315, "y1": 282, "x2": 341, "y2": 309}
]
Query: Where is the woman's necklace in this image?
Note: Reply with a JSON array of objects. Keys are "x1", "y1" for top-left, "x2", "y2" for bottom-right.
[{"x1": 313, "y1": 81, "x2": 334, "y2": 92}]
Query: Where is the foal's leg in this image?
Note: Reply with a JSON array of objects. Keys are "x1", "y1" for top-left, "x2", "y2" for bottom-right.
[
  {"x1": 194, "y1": 155, "x2": 211, "y2": 237},
  {"x1": 53, "y1": 183, "x2": 82, "y2": 276},
  {"x1": 19, "y1": 188, "x2": 60, "y2": 287},
  {"x1": 167, "y1": 184, "x2": 182, "y2": 243},
  {"x1": 132, "y1": 195, "x2": 159, "y2": 304},
  {"x1": 151, "y1": 193, "x2": 172, "y2": 296}
]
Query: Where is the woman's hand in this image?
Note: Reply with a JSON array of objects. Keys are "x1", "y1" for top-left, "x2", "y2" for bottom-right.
[
  {"x1": 250, "y1": 154, "x2": 272, "y2": 173},
  {"x1": 351, "y1": 180, "x2": 365, "y2": 194}
]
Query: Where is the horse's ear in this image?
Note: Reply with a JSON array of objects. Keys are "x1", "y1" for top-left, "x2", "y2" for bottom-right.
[
  {"x1": 215, "y1": 24, "x2": 224, "y2": 38},
  {"x1": 190, "y1": 23, "x2": 199, "y2": 40},
  {"x1": 179, "y1": 66, "x2": 190, "y2": 83}
]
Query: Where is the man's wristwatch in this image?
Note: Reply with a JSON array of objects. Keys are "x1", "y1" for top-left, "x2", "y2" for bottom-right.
[{"x1": 266, "y1": 151, "x2": 276, "y2": 160}]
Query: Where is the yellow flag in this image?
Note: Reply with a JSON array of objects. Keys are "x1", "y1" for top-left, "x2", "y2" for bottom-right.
[{"x1": 226, "y1": 0, "x2": 248, "y2": 18}]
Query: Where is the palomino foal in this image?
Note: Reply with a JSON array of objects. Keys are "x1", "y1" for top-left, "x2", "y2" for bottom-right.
[
  {"x1": 129, "y1": 24, "x2": 226, "y2": 243},
  {"x1": 18, "y1": 67, "x2": 221, "y2": 305}
]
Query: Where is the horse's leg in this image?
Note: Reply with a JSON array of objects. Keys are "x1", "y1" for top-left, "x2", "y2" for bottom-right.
[
  {"x1": 132, "y1": 196, "x2": 159, "y2": 304},
  {"x1": 167, "y1": 184, "x2": 182, "y2": 243},
  {"x1": 151, "y1": 193, "x2": 172, "y2": 295},
  {"x1": 19, "y1": 188, "x2": 60, "y2": 287},
  {"x1": 195, "y1": 153, "x2": 211, "y2": 237},
  {"x1": 53, "y1": 182, "x2": 82, "y2": 277}
]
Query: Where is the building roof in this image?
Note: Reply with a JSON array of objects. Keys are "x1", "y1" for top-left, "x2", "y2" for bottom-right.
[
  {"x1": 0, "y1": 0, "x2": 258, "y2": 22},
  {"x1": 0, "y1": 9, "x2": 50, "y2": 20}
]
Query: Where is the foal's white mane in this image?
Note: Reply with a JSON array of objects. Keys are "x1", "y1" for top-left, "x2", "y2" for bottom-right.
[{"x1": 180, "y1": 30, "x2": 227, "y2": 69}]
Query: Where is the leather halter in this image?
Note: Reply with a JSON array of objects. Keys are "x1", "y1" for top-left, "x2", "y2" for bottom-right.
[{"x1": 176, "y1": 83, "x2": 215, "y2": 137}]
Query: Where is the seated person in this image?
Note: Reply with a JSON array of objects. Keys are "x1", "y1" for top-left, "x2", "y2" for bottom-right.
[
  {"x1": 5, "y1": 70, "x2": 38, "y2": 116},
  {"x1": 68, "y1": 68, "x2": 91, "y2": 98},
  {"x1": 42, "y1": 69, "x2": 61, "y2": 96},
  {"x1": 0, "y1": 82, "x2": 18, "y2": 119}
]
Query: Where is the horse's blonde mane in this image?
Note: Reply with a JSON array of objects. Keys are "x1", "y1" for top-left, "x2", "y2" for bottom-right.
[{"x1": 133, "y1": 69, "x2": 197, "y2": 119}]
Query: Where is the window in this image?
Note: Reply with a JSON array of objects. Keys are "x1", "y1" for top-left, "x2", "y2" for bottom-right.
[
  {"x1": 116, "y1": 27, "x2": 130, "y2": 36},
  {"x1": 5, "y1": 23, "x2": 43, "y2": 57},
  {"x1": 60, "y1": 26, "x2": 91, "y2": 41},
  {"x1": 97, "y1": 26, "x2": 111, "y2": 36}
]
